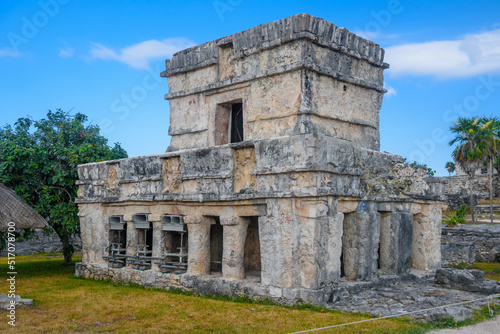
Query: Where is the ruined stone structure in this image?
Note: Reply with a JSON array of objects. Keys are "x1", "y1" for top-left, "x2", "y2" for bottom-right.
[
  {"x1": 455, "y1": 163, "x2": 498, "y2": 177},
  {"x1": 75, "y1": 14, "x2": 447, "y2": 305},
  {"x1": 444, "y1": 174, "x2": 500, "y2": 210}
]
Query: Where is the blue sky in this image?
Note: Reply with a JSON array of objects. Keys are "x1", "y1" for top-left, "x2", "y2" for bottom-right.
[{"x1": 1, "y1": 0, "x2": 499, "y2": 176}]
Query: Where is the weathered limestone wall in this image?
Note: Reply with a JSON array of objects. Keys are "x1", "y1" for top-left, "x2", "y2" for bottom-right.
[
  {"x1": 442, "y1": 225, "x2": 500, "y2": 262},
  {"x1": 75, "y1": 262, "x2": 329, "y2": 306},
  {"x1": 444, "y1": 175, "x2": 500, "y2": 210},
  {"x1": 76, "y1": 133, "x2": 446, "y2": 204},
  {"x1": 441, "y1": 242, "x2": 475, "y2": 266},
  {"x1": 455, "y1": 164, "x2": 498, "y2": 177},
  {"x1": 163, "y1": 14, "x2": 386, "y2": 152}
]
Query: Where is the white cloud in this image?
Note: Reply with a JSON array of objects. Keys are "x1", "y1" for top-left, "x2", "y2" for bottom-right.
[
  {"x1": 89, "y1": 38, "x2": 196, "y2": 69},
  {"x1": 385, "y1": 29, "x2": 500, "y2": 79},
  {"x1": 59, "y1": 47, "x2": 74, "y2": 58},
  {"x1": 385, "y1": 85, "x2": 397, "y2": 97},
  {"x1": 0, "y1": 47, "x2": 22, "y2": 58}
]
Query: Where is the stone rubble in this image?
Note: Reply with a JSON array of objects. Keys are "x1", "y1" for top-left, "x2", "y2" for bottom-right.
[
  {"x1": 329, "y1": 275, "x2": 500, "y2": 322},
  {"x1": 435, "y1": 268, "x2": 500, "y2": 295},
  {"x1": 0, "y1": 294, "x2": 33, "y2": 309}
]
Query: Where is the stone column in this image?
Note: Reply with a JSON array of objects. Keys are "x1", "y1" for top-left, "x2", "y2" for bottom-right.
[
  {"x1": 184, "y1": 215, "x2": 213, "y2": 276},
  {"x1": 150, "y1": 214, "x2": 163, "y2": 271},
  {"x1": 379, "y1": 212, "x2": 413, "y2": 275},
  {"x1": 411, "y1": 204, "x2": 442, "y2": 271},
  {"x1": 342, "y1": 211, "x2": 381, "y2": 281},
  {"x1": 220, "y1": 216, "x2": 249, "y2": 280},
  {"x1": 78, "y1": 203, "x2": 107, "y2": 265},
  {"x1": 124, "y1": 213, "x2": 137, "y2": 268},
  {"x1": 322, "y1": 212, "x2": 344, "y2": 285}
]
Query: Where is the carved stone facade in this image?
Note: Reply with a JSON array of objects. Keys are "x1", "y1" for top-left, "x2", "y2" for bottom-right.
[{"x1": 75, "y1": 14, "x2": 447, "y2": 305}]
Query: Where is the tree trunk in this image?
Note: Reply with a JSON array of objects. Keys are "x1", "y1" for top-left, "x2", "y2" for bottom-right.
[
  {"x1": 61, "y1": 234, "x2": 74, "y2": 266},
  {"x1": 490, "y1": 158, "x2": 494, "y2": 224},
  {"x1": 470, "y1": 175, "x2": 475, "y2": 224}
]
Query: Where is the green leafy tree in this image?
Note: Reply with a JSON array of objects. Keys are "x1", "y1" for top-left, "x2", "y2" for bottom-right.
[
  {"x1": 0, "y1": 109, "x2": 127, "y2": 264},
  {"x1": 445, "y1": 161, "x2": 456, "y2": 176}
]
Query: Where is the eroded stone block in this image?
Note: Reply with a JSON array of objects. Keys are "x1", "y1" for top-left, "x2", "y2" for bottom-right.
[{"x1": 342, "y1": 211, "x2": 381, "y2": 281}]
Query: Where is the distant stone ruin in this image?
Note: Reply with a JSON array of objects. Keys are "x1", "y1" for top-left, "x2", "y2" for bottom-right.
[{"x1": 75, "y1": 14, "x2": 447, "y2": 306}]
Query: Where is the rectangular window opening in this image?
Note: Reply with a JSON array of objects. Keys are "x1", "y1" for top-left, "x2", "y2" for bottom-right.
[
  {"x1": 106, "y1": 216, "x2": 127, "y2": 268},
  {"x1": 210, "y1": 218, "x2": 223, "y2": 274},
  {"x1": 130, "y1": 214, "x2": 153, "y2": 270},
  {"x1": 230, "y1": 102, "x2": 244, "y2": 143},
  {"x1": 156, "y1": 215, "x2": 188, "y2": 273}
]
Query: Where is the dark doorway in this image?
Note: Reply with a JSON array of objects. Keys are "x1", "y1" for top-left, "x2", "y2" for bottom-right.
[
  {"x1": 230, "y1": 103, "x2": 244, "y2": 143},
  {"x1": 244, "y1": 217, "x2": 261, "y2": 281},
  {"x1": 210, "y1": 218, "x2": 224, "y2": 273},
  {"x1": 145, "y1": 226, "x2": 153, "y2": 254}
]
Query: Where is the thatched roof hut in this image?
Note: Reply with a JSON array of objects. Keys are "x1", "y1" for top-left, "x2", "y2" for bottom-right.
[{"x1": 0, "y1": 183, "x2": 48, "y2": 231}]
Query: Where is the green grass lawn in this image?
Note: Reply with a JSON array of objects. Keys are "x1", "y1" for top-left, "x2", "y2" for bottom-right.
[{"x1": 0, "y1": 252, "x2": 498, "y2": 333}]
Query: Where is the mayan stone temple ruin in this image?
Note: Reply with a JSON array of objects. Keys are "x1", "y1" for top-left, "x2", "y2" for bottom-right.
[{"x1": 75, "y1": 14, "x2": 447, "y2": 305}]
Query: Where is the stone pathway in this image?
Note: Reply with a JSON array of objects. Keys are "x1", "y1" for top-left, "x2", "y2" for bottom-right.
[
  {"x1": 328, "y1": 276, "x2": 500, "y2": 322},
  {"x1": 429, "y1": 315, "x2": 500, "y2": 333}
]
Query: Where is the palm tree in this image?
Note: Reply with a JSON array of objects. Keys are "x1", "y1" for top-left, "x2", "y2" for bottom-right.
[
  {"x1": 450, "y1": 117, "x2": 500, "y2": 224},
  {"x1": 445, "y1": 161, "x2": 456, "y2": 176},
  {"x1": 482, "y1": 118, "x2": 500, "y2": 223},
  {"x1": 454, "y1": 143, "x2": 483, "y2": 223},
  {"x1": 449, "y1": 117, "x2": 484, "y2": 224}
]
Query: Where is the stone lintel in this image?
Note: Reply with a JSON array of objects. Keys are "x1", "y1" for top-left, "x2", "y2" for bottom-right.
[
  {"x1": 219, "y1": 216, "x2": 248, "y2": 226},
  {"x1": 184, "y1": 215, "x2": 214, "y2": 226}
]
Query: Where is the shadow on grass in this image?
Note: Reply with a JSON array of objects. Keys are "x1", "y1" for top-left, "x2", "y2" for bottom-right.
[{"x1": 0, "y1": 258, "x2": 81, "y2": 278}]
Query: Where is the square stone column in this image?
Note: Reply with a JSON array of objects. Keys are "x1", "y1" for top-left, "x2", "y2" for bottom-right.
[
  {"x1": 379, "y1": 212, "x2": 413, "y2": 275},
  {"x1": 78, "y1": 204, "x2": 107, "y2": 265},
  {"x1": 124, "y1": 214, "x2": 137, "y2": 268},
  {"x1": 411, "y1": 204, "x2": 442, "y2": 271},
  {"x1": 220, "y1": 216, "x2": 249, "y2": 280},
  {"x1": 185, "y1": 216, "x2": 213, "y2": 276},
  {"x1": 321, "y1": 212, "x2": 344, "y2": 285},
  {"x1": 150, "y1": 214, "x2": 163, "y2": 271},
  {"x1": 342, "y1": 211, "x2": 381, "y2": 281}
]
